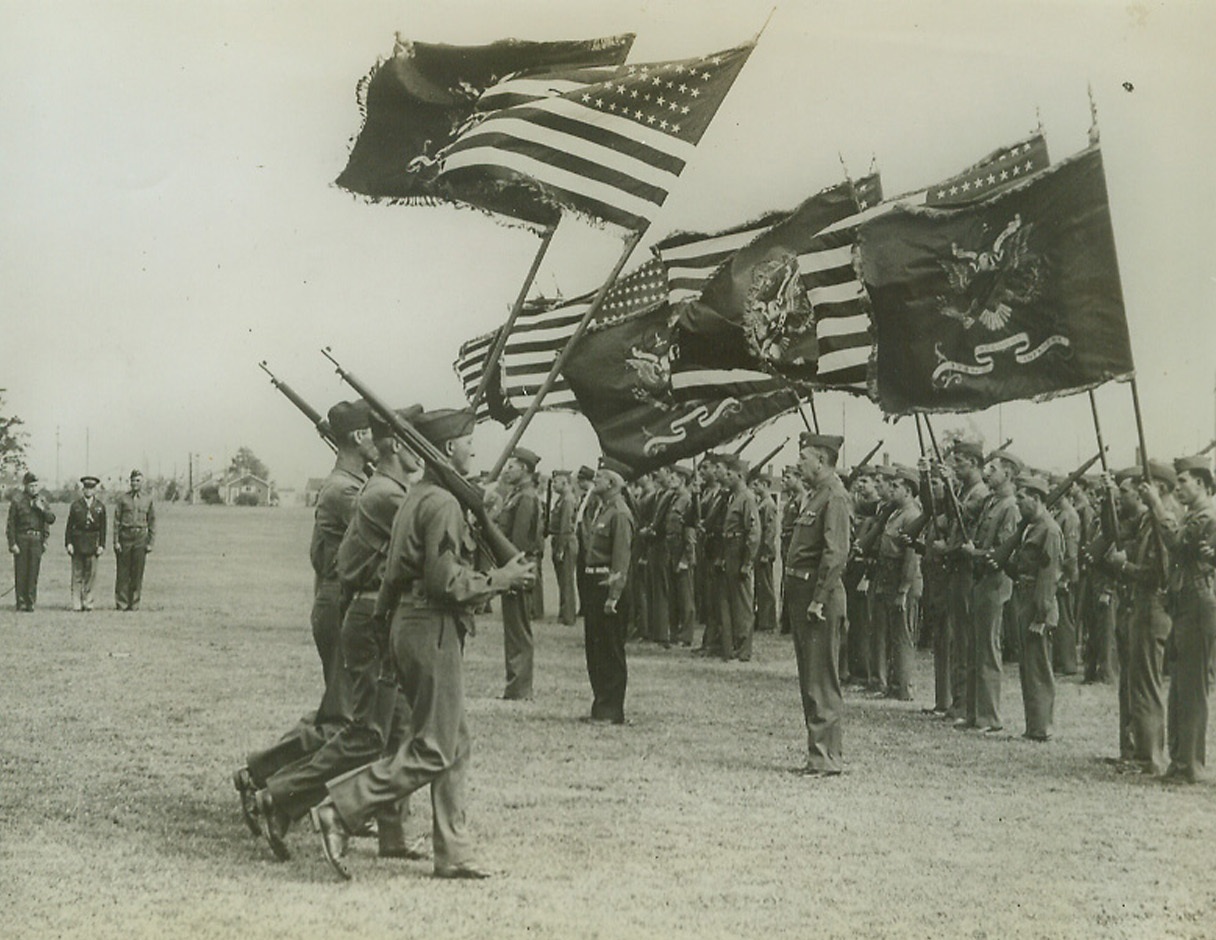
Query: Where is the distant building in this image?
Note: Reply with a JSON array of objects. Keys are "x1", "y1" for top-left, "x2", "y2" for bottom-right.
[{"x1": 222, "y1": 472, "x2": 273, "y2": 507}]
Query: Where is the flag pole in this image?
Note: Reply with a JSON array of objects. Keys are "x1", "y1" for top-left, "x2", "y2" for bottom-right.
[
  {"x1": 807, "y1": 389, "x2": 821, "y2": 433},
  {"x1": 470, "y1": 225, "x2": 557, "y2": 413},
  {"x1": 1088, "y1": 388, "x2": 1120, "y2": 549},
  {"x1": 489, "y1": 228, "x2": 646, "y2": 478}
]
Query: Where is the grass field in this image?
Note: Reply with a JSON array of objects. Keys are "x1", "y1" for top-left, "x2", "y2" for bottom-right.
[{"x1": 2, "y1": 503, "x2": 1214, "y2": 939}]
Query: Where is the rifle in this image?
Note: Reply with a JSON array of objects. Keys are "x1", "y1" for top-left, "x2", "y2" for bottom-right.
[
  {"x1": 988, "y1": 438, "x2": 1014, "y2": 458},
  {"x1": 746, "y1": 438, "x2": 789, "y2": 483},
  {"x1": 1200, "y1": 439, "x2": 1216, "y2": 457},
  {"x1": 983, "y1": 450, "x2": 1104, "y2": 575},
  {"x1": 731, "y1": 430, "x2": 759, "y2": 456},
  {"x1": 321, "y1": 348, "x2": 521, "y2": 566},
  {"x1": 842, "y1": 439, "x2": 884, "y2": 490},
  {"x1": 259, "y1": 361, "x2": 336, "y2": 453}
]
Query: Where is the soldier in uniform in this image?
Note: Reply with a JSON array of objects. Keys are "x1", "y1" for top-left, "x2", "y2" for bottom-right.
[
  {"x1": 943, "y1": 441, "x2": 989, "y2": 719},
  {"x1": 1007, "y1": 474, "x2": 1065, "y2": 741},
  {"x1": 65, "y1": 475, "x2": 106, "y2": 611},
  {"x1": 233, "y1": 401, "x2": 376, "y2": 813},
  {"x1": 720, "y1": 454, "x2": 761, "y2": 661},
  {"x1": 581, "y1": 456, "x2": 636, "y2": 723},
  {"x1": 628, "y1": 474, "x2": 655, "y2": 641},
  {"x1": 495, "y1": 447, "x2": 542, "y2": 700},
  {"x1": 1162, "y1": 454, "x2": 1216, "y2": 783},
  {"x1": 1051, "y1": 484, "x2": 1082, "y2": 675},
  {"x1": 310, "y1": 407, "x2": 535, "y2": 881},
  {"x1": 667, "y1": 465, "x2": 697, "y2": 647},
  {"x1": 113, "y1": 470, "x2": 155, "y2": 610},
  {"x1": 698, "y1": 457, "x2": 728, "y2": 655},
  {"x1": 549, "y1": 471, "x2": 579, "y2": 626},
  {"x1": 786, "y1": 433, "x2": 851, "y2": 777},
  {"x1": 7, "y1": 471, "x2": 55, "y2": 612},
  {"x1": 956, "y1": 450, "x2": 1022, "y2": 733},
  {"x1": 253, "y1": 406, "x2": 423, "y2": 862},
  {"x1": 778, "y1": 465, "x2": 807, "y2": 636},
  {"x1": 753, "y1": 473, "x2": 779, "y2": 633},
  {"x1": 646, "y1": 467, "x2": 678, "y2": 647},
  {"x1": 872, "y1": 466, "x2": 922, "y2": 701},
  {"x1": 1107, "y1": 461, "x2": 1179, "y2": 774},
  {"x1": 917, "y1": 464, "x2": 954, "y2": 715}
]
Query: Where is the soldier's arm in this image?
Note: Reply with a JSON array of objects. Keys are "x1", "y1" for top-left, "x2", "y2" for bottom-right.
[
  {"x1": 743, "y1": 501, "x2": 761, "y2": 568},
  {"x1": 812, "y1": 493, "x2": 851, "y2": 605},
  {"x1": 145, "y1": 499, "x2": 155, "y2": 549},
  {"x1": 1033, "y1": 529, "x2": 1063, "y2": 624},
  {"x1": 421, "y1": 495, "x2": 498, "y2": 608},
  {"x1": 607, "y1": 510, "x2": 635, "y2": 605},
  {"x1": 99, "y1": 503, "x2": 107, "y2": 550}
]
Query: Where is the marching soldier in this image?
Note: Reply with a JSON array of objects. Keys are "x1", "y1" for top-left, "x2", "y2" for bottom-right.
[
  {"x1": 495, "y1": 447, "x2": 542, "y2": 700},
  {"x1": 786, "y1": 433, "x2": 851, "y2": 777},
  {"x1": 1007, "y1": 474, "x2": 1065, "y2": 741},
  {"x1": 65, "y1": 475, "x2": 106, "y2": 611},
  {"x1": 310, "y1": 407, "x2": 535, "y2": 881},
  {"x1": 113, "y1": 470, "x2": 156, "y2": 611},
  {"x1": 581, "y1": 456, "x2": 636, "y2": 723},
  {"x1": 7, "y1": 471, "x2": 55, "y2": 612}
]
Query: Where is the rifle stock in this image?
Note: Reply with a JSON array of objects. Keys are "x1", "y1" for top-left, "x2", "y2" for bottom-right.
[{"x1": 321, "y1": 349, "x2": 520, "y2": 567}]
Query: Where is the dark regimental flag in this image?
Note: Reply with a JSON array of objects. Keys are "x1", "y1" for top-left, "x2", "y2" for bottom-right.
[
  {"x1": 436, "y1": 42, "x2": 754, "y2": 230},
  {"x1": 561, "y1": 303, "x2": 799, "y2": 475},
  {"x1": 454, "y1": 258, "x2": 669, "y2": 423},
  {"x1": 857, "y1": 145, "x2": 1134, "y2": 415},
  {"x1": 670, "y1": 175, "x2": 882, "y2": 389},
  {"x1": 335, "y1": 34, "x2": 634, "y2": 227}
]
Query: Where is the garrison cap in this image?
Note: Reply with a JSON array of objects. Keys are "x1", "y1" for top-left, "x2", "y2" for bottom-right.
[
  {"x1": 597, "y1": 454, "x2": 633, "y2": 481},
  {"x1": 1115, "y1": 461, "x2": 1176, "y2": 487},
  {"x1": 719, "y1": 454, "x2": 746, "y2": 474},
  {"x1": 873, "y1": 464, "x2": 897, "y2": 479},
  {"x1": 80, "y1": 475, "x2": 100, "y2": 487},
  {"x1": 1016, "y1": 473, "x2": 1051, "y2": 498},
  {"x1": 368, "y1": 404, "x2": 423, "y2": 440},
  {"x1": 950, "y1": 440, "x2": 985, "y2": 462},
  {"x1": 670, "y1": 464, "x2": 694, "y2": 480},
  {"x1": 22, "y1": 471, "x2": 38, "y2": 484},
  {"x1": 799, "y1": 433, "x2": 844, "y2": 460},
  {"x1": 328, "y1": 400, "x2": 373, "y2": 437},
  {"x1": 577, "y1": 465, "x2": 595, "y2": 482},
  {"x1": 413, "y1": 408, "x2": 476, "y2": 447},
  {"x1": 129, "y1": 469, "x2": 144, "y2": 480},
  {"x1": 892, "y1": 465, "x2": 920, "y2": 488},
  {"x1": 510, "y1": 447, "x2": 541, "y2": 472},
  {"x1": 1174, "y1": 454, "x2": 1214, "y2": 478},
  {"x1": 986, "y1": 450, "x2": 1024, "y2": 472}
]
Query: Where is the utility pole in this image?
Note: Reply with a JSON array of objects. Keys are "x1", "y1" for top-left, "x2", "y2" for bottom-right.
[{"x1": 56, "y1": 425, "x2": 61, "y2": 487}]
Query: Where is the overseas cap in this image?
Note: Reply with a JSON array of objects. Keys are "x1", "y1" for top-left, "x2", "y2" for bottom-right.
[
  {"x1": 80, "y1": 475, "x2": 100, "y2": 487},
  {"x1": 1016, "y1": 473, "x2": 1051, "y2": 498},
  {"x1": 1115, "y1": 460, "x2": 1176, "y2": 487},
  {"x1": 368, "y1": 404, "x2": 424, "y2": 440},
  {"x1": 328, "y1": 400, "x2": 374, "y2": 437},
  {"x1": 511, "y1": 447, "x2": 541, "y2": 472},
  {"x1": 892, "y1": 465, "x2": 920, "y2": 488},
  {"x1": 130, "y1": 469, "x2": 144, "y2": 480},
  {"x1": 597, "y1": 454, "x2": 633, "y2": 481},
  {"x1": 987, "y1": 450, "x2": 1025, "y2": 473},
  {"x1": 577, "y1": 465, "x2": 595, "y2": 482},
  {"x1": 719, "y1": 454, "x2": 746, "y2": 474},
  {"x1": 951, "y1": 440, "x2": 985, "y2": 461},
  {"x1": 22, "y1": 471, "x2": 38, "y2": 484},
  {"x1": 799, "y1": 433, "x2": 844, "y2": 459},
  {"x1": 1175, "y1": 454, "x2": 1214, "y2": 478},
  {"x1": 670, "y1": 464, "x2": 694, "y2": 480},
  {"x1": 413, "y1": 408, "x2": 476, "y2": 447}
]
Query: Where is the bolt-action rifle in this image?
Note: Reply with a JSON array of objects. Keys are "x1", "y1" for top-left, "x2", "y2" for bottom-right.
[
  {"x1": 842, "y1": 439, "x2": 884, "y2": 490},
  {"x1": 746, "y1": 438, "x2": 789, "y2": 483},
  {"x1": 259, "y1": 361, "x2": 336, "y2": 453}
]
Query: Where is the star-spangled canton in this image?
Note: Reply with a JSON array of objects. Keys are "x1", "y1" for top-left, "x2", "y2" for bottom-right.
[
  {"x1": 454, "y1": 258, "x2": 669, "y2": 422},
  {"x1": 924, "y1": 137, "x2": 1049, "y2": 205},
  {"x1": 436, "y1": 43, "x2": 754, "y2": 230}
]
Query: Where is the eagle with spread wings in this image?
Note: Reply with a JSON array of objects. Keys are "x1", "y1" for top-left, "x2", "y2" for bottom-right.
[{"x1": 936, "y1": 214, "x2": 1046, "y2": 331}]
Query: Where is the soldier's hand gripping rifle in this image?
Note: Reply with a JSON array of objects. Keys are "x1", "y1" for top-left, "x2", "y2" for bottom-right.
[
  {"x1": 746, "y1": 438, "x2": 790, "y2": 483},
  {"x1": 259, "y1": 361, "x2": 336, "y2": 454},
  {"x1": 321, "y1": 348, "x2": 521, "y2": 566},
  {"x1": 980, "y1": 450, "x2": 1104, "y2": 577},
  {"x1": 842, "y1": 439, "x2": 884, "y2": 490}
]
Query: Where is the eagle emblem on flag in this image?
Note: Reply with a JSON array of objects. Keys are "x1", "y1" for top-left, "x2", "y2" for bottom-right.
[
  {"x1": 935, "y1": 214, "x2": 1047, "y2": 332},
  {"x1": 625, "y1": 325, "x2": 675, "y2": 407},
  {"x1": 740, "y1": 252, "x2": 816, "y2": 369}
]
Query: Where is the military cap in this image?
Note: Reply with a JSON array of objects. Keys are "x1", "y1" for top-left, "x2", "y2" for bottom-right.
[
  {"x1": 1016, "y1": 473, "x2": 1051, "y2": 498},
  {"x1": 577, "y1": 465, "x2": 595, "y2": 483},
  {"x1": 552, "y1": 469, "x2": 572, "y2": 478},
  {"x1": 597, "y1": 454, "x2": 633, "y2": 481},
  {"x1": 80, "y1": 475, "x2": 100, "y2": 487},
  {"x1": 327, "y1": 400, "x2": 373, "y2": 437},
  {"x1": 719, "y1": 454, "x2": 747, "y2": 474},
  {"x1": 413, "y1": 408, "x2": 476, "y2": 447},
  {"x1": 1175, "y1": 454, "x2": 1214, "y2": 478},
  {"x1": 799, "y1": 433, "x2": 844, "y2": 459},
  {"x1": 130, "y1": 469, "x2": 144, "y2": 480},
  {"x1": 368, "y1": 403, "x2": 424, "y2": 439},
  {"x1": 1115, "y1": 461, "x2": 1176, "y2": 487},
  {"x1": 950, "y1": 440, "x2": 985, "y2": 462},
  {"x1": 892, "y1": 465, "x2": 920, "y2": 488},
  {"x1": 1113, "y1": 466, "x2": 1142, "y2": 484},
  {"x1": 986, "y1": 450, "x2": 1025, "y2": 472},
  {"x1": 22, "y1": 471, "x2": 38, "y2": 485},
  {"x1": 873, "y1": 464, "x2": 897, "y2": 479},
  {"x1": 670, "y1": 464, "x2": 694, "y2": 480},
  {"x1": 510, "y1": 447, "x2": 541, "y2": 472}
]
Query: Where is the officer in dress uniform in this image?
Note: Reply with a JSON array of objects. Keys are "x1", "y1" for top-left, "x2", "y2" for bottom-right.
[
  {"x1": 65, "y1": 475, "x2": 106, "y2": 611},
  {"x1": 786, "y1": 433, "x2": 851, "y2": 777},
  {"x1": 310, "y1": 407, "x2": 535, "y2": 881},
  {"x1": 7, "y1": 471, "x2": 55, "y2": 612},
  {"x1": 1007, "y1": 474, "x2": 1065, "y2": 741},
  {"x1": 495, "y1": 447, "x2": 542, "y2": 700},
  {"x1": 581, "y1": 456, "x2": 636, "y2": 723}
]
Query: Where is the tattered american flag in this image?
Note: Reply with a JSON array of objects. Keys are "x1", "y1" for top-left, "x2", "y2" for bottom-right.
[
  {"x1": 455, "y1": 258, "x2": 668, "y2": 421},
  {"x1": 437, "y1": 43, "x2": 753, "y2": 231}
]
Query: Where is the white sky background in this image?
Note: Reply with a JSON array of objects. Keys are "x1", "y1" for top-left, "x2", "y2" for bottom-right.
[{"x1": 2, "y1": 0, "x2": 1213, "y2": 489}]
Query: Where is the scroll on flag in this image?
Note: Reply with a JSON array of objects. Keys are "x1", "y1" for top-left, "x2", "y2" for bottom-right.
[
  {"x1": 454, "y1": 258, "x2": 670, "y2": 423},
  {"x1": 335, "y1": 34, "x2": 634, "y2": 226},
  {"x1": 436, "y1": 42, "x2": 754, "y2": 230},
  {"x1": 857, "y1": 145, "x2": 1134, "y2": 414}
]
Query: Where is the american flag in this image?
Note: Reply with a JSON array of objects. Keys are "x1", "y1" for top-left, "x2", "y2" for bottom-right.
[
  {"x1": 454, "y1": 258, "x2": 669, "y2": 422},
  {"x1": 437, "y1": 43, "x2": 754, "y2": 231}
]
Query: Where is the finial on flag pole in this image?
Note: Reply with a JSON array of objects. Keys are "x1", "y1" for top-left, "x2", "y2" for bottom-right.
[{"x1": 755, "y1": 7, "x2": 779, "y2": 42}]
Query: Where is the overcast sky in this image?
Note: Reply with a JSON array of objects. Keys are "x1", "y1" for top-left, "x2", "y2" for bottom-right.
[{"x1": 2, "y1": 0, "x2": 1213, "y2": 490}]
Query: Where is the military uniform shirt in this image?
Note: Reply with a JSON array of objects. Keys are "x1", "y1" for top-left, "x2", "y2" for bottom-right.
[
  {"x1": 585, "y1": 493, "x2": 635, "y2": 605},
  {"x1": 311, "y1": 466, "x2": 365, "y2": 581},
  {"x1": 336, "y1": 464, "x2": 411, "y2": 593},
  {"x1": 786, "y1": 473, "x2": 852, "y2": 605}
]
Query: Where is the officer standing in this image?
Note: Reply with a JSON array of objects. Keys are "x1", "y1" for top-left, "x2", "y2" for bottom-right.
[
  {"x1": 581, "y1": 456, "x2": 635, "y2": 723},
  {"x1": 310, "y1": 407, "x2": 535, "y2": 881},
  {"x1": 496, "y1": 447, "x2": 542, "y2": 700},
  {"x1": 113, "y1": 469, "x2": 156, "y2": 611},
  {"x1": 7, "y1": 471, "x2": 55, "y2": 612},
  {"x1": 65, "y1": 475, "x2": 106, "y2": 611},
  {"x1": 786, "y1": 434, "x2": 851, "y2": 777}
]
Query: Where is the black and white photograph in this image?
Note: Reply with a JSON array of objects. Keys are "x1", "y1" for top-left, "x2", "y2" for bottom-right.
[{"x1": 2, "y1": 1, "x2": 1214, "y2": 936}]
